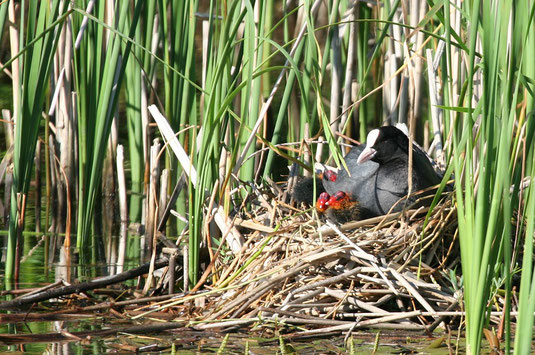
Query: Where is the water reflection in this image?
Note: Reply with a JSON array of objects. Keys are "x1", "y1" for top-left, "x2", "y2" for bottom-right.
[
  {"x1": 2, "y1": 231, "x2": 143, "y2": 289},
  {"x1": 0, "y1": 231, "x2": 145, "y2": 353}
]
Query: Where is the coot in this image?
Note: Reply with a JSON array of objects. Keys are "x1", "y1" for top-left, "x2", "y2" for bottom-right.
[
  {"x1": 356, "y1": 125, "x2": 443, "y2": 213},
  {"x1": 317, "y1": 191, "x2": 361, "y2": 224},
  {"x1": 292, "y1": 162, "x2": 364, "y2": 223},
  {"x1": 292, "y1": 126, "x2": 444, "y2": 221}
]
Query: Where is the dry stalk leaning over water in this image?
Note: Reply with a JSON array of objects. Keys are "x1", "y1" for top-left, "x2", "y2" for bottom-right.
[{"x1": 0, "y1": 259, "x2": 169, "y2": 310}]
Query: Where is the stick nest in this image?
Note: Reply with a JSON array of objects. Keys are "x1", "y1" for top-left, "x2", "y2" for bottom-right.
[{"x1": 145, "y1": 183, "x2": 468, "y2": 335}]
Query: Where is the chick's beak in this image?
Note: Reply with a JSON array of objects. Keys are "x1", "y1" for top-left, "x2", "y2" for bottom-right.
[
  {"x1": 316, "y1": 192, "x2": 331, "y2": 212},
  {"x1": 356, "y1": 146, "x2": 376, "y2": 164}
]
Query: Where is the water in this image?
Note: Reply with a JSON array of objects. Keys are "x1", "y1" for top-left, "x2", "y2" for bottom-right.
[
  {"x1": 0, "y1": 232, "x2": 137, "y2": 353},
  {"x1": 1, "y1": 325, "x2": 461, "y2": 354}
]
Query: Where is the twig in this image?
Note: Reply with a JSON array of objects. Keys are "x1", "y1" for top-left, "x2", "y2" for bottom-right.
[
  {"x1": 310, "y1": 208, "x2": 428, "y2": 238},
  {"x1": 0, "y1": 259, "x2": 169, "y2": 310},
  {"x1": 211, "y1": 262, "x2": 310, "y2": 320},
  {"x1": 325, "y1": 289, "x2": 389, "y2": 314},
  {"x1": 388, "y1": 268, "x2": 437, "y2": 316},
  {"x1": 192, "y1": 319, "x2": 257, "y2": 330},
  {"x1": 327, "y1": 221, "x2": 399, "y2": 296},
  {"x1": 281, "y1": 267, "x2": 362, "y2": 309}
]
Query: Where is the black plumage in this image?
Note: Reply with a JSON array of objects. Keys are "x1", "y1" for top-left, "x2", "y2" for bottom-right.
[
  {"x1": 291, "y1": 145, "x2": 380, "y2": 219},
  {"x1": 292, "y1": 125, "x2": 444, "y2": 221},
  {"x1": 292, "y1": 176, "x2": 326, "y2": 205},
  {"x1": 320, "y1": 145, "x2": 380, "y2": 218},
  {"x1": 356, "y1": 125, "x2": 443, "y2": 214}
]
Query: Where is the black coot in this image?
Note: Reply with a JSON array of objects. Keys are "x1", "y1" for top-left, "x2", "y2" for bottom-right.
[
  {"x1": 292, "y1": 125, "x2": 443, "y2": 221},
  {"x1": 356, "y1": 125, "x2": 442, "y2": 214}
]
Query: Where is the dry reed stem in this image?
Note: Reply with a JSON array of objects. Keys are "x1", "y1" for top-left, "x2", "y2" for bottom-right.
[{"x1": 150, "y1": 105, "x2": 245, "y2": 253}]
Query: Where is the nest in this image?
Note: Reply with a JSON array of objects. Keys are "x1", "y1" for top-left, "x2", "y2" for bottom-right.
[{"x1": 136, "y1": 183, "x2": 471, "y2": 337}]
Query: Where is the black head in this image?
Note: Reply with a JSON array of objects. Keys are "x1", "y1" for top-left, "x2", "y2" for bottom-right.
[{"x1": 356, "y1": 126, "x2": 409, "y2": 164}]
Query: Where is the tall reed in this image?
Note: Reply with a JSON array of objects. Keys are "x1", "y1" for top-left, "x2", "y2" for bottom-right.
[
  {"x1": 5, "y1": 0, "x2": 69, "y2": 281},
  {"x1": 123, "y1": 1, "x2": 158, "y2": 261},
  {"x1": 160, "y1": 0, "x2": 198, "y2": 239},
  {"x1": 73, "y1": 1, "x2": 142, "y2": 264},
  {"x1": 445, "y1": 0, "x2": 535, "y2": 352}
]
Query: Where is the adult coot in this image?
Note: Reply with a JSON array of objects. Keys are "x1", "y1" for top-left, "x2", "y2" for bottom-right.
[
  {"x1": 356, "y1": 125, "x2": 443, "y2": 214},
  {"x1": 292, "y1": 125, "x2": 443, "y2": 221}
]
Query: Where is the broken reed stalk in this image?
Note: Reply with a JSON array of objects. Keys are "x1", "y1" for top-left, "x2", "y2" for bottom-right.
[
  {"x1": 116, "y1": 144, "x2": 127, "y2": 274},
  {"x1": 339, "y1": 2, "x2": 356, "y2": 133},
  {"x1": 145, "y1": 138, "x2": 161, "y2": 254},
  {"x1": 3, "y1": 164, "x2": 12, "y2": 230},
  {"x1": 159, "y1": 169, "x2": 169, "y2": 223},
  {"x1": 183, "y1": 244, "x2": 189, "y2": 290},
  {"x1": 1, "y1": 110, "x2": 14, "y2": 148},
  {"x1": 48, "y1": 135, "x2": 59, "y2": 239},
  {"x1": 168, "y1": 251, "x2": 176, "y2": 294},
  {"x1": 34, "y1": 140, "x2": 41, "y2": 233}
]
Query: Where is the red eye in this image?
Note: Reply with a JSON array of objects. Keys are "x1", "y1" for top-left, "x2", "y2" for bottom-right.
[
  {"x1": 324, "y1": 170, "x2": 337, "y2": 182},
  {"x1": 331, "y1": 191, "x2": 347, "y2": 202}
]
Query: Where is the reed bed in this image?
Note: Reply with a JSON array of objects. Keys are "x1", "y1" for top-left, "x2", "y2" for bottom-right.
[{"x1": 2, "y1": 0, "x2": 535, "y2": 352}]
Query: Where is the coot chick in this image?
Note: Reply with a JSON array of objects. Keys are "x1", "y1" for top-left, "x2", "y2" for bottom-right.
[
  {"x1": 292, "y1": 176, "x2": 326, "y2": 205},
  {"x1": 315, "y1": 191, "x2": 361, "y2": 224},
  {"x1": 356, "y1": 125, "x2": 443, "y2": 213},
  {"x1": 292, "y1": 166, "x2": 363, "y2": 223}
]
